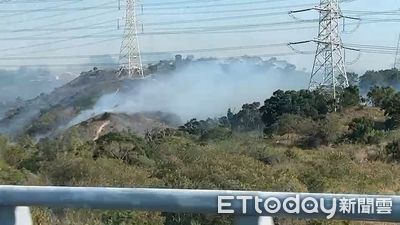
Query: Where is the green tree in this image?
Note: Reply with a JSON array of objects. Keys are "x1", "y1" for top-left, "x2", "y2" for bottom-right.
[
  {"x1": 260, "y1": 89, "x2": 332, "y2": 134},
  {"x1": 339, "y1": 86, "x2": 360, "y2": 108},
  {"x1": 379, "y1": 92, "x2": 400, "y2": 129},
  {"x1": 347, "y1": 72, "x2": 359, "y2": 86},
  {"x1": 367, "y1": 86, "x2": 396, "y2": 108},
  {"x1": 93, "y1": 132, "x2": 152, "y2": 166},
  {"x1": 298, "y1": 114, "x2": 342, "y2": 149},
  {"x1": 229, "y1": 102, "x2": 263, "y2": 131},
  {"x1": 386, "y1": 140, "x2": 400, "y2": 162},
  {"x1": 275, "y1": 114, "x2": 316, "y2": 136},
  {"x1": 179, "y1": 118, "x2": 221, "y2": 135},
  {"x1": 347, "y1": 117, "x2": 376, "y2": 143},
  {"x1": 359, "y1": 68, "x2": 400, "y2": 94}
]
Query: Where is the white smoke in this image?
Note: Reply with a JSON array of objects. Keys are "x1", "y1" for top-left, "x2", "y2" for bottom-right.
[
  {"x1": 69, "y1": 58, "x2": 309, "y2": 126},
  {"x1": 0, "y1": 67, "x2": 76, "y2": 102}
]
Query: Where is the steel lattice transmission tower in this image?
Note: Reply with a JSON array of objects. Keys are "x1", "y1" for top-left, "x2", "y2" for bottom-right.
[
  {"x1": 289, "y1": 0, "x2": 359, "y2": 100},
  {"x1": 118, "y1": 0, "x2": 144, "y2": 79},
  {"x1": 394, "y1": 34, "x2": 400, "y2": 70}
]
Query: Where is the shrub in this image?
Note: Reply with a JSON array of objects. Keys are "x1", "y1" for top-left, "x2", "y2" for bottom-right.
[
  {"x1": 339, "y1": 86, "x2": 361, "y2": 108},
  {"x1": 347, "y1": 117, "x2": 376, "y2": 143},
  {"x1": 179, "y1": 118, "x2": 221, "y2": 135},
  {"x1": 359, "y1": 68, "x2": 400, "y2": 94},
  {"x1": 0, "y1": 161, "x2": 26, "y2": 184},
  {"x1": 42, "y1": 157, "x2": 92, "y2": 185},
  {"x1": 367, "y1": 86, "x2": 396, "y2": 107},
  {"x1": 42, "y1": 155, "x2": 162, "y2": 187},
  {"x1": 199, "y1": 126, "x2": 232, "y2": 142},
  {"x1": 377, "y1": 92, "x2": 400, "y2": 129},
  {"x1": 260, "y1": 90, "x2": 332, "y2": 132},
  {"x1": 298, "y1": 161, "x2": 327, "y2": 192},
  {"x1": 298, "y1": 136, "x2": 324, "y2": 149},
  {"x1": 101, "y1": 211, "x2": 164, "y2": 225},
  {"x1": 275, "y1": 114, "x2": 316, "y2": 136},
  {"x1": 0, "y1": 136, "x2": 40, "y2": 172},
  {"x1": 93, "y1": 132, "x2": 152, "y2": 166},
  {"x1": 297, "y1": 115, "x2": 342, "y2": 149},
  {"x1": 228, "y1": 102, "x2": 263, "y2": 132},
  {"x1": 386, "y1": 140, "x2": 400, "y2": 162},
  {"x1": 385, "y1": 115, "x2": 400, "y2": 130}
]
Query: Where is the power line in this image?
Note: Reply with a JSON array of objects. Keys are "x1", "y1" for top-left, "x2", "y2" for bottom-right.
[
  {"x1": 3, "y1": 16, "x2": 400, "y2": 51},
  {"x1": 146, "y1": 19, "x2": 318, "y2": 29},
  {"x1": 3, "y1": 12, "x2": 398, "y2": 34},
  {"x1": 139, "y1": 0, "x2": 226, "y2": 6},
  {"x1": 0, "y1": 23, "x2": 314, "y2": 35},
  {"x1": 141, "y1": 0, "x2": 310, "y2": 10},
  {"x1": 0, "y1": 17, "x2": 318, "y2": 53},
  {"x1": 3, "y1": 46, "x2": 399, "y2": 68},
  {"x1": 4, "y1": 37, "x2": 121, "y2": 56},
  {"x1": 3, "y1": 42, "x2": 397, "y2": 61},
  {"x1": 27, "y1": 9, "x2": 117, "y2": 30},
  {"x1": 343, "y1": 9, "x2": 400, "y2": 16},
  {"x1": 143, "y1": 11, "x2": 292, "y2": 26},
  {"x1": 21, "y1": 19, "x2": 116, "y2": 39},
  {"x1": 0, "y1": 54, "x2": 119, "y2": 61},
  {"x1": 0, "y1": 2, "x2": 117, "y2": 13},
  {"x1": 141, "y1": 0, "x2": 226, "y2": 6},
  {"x1": 0, "y1": 29, "x2": 116, "y2": 53},
  {"x1": 0, "y1": 0, "x2": 83, "y2": 19},
  {"x1": 0, "y1": 0, "x2": 309, "y2": 13},
  {"x1": 140, "y1": 3, "x2": 314, "y2": 16},
  {"x1": 0, "y1": 24, "x2": 114, "y2": 33},
  {"x1": 0, "y1": 0, "x2": 392, "y2": 72},
  {"x1": 0, "y1": 13, "x2": 311, "y2": 39},
  {"x1": 346, "y1": 43, "x2": 398, "y2": 50},
  {"x1": 0, "y1": 11, "x2": 118, "y2": 43},
  {"x1": 5, "y1": 2, "x2": 379, "y2": 16},
  {"x1": 0, "y1": 23, "x2": 314, "y2": 47},
  {"x1": 2, "y1": 14, "x2": 400, "y2": 36},
  {"x1": 0, "y1": 1, "x2": 116, "y2": 28},
  {"x1": 7, "y1": 16, "x2": 400, "y2": 50},
  {"x1": 0, "y1": 42, "x2": 290, "y2": 60},
  {"x1": 0, "y1": 0, "x2": 82, "y2": 3},
  {"x1": 5, "y1": 14, "x2": 396, "y2": 35}
]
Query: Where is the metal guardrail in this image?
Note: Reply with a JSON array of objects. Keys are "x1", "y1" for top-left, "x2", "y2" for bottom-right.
[{"x1": 0, "y1": 186, "x2": 399, "y2": 225}]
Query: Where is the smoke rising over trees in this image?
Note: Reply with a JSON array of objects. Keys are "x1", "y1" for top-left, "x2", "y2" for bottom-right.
[{"x1": 69, "y1": 58, "x2": 309, "y2": 126}]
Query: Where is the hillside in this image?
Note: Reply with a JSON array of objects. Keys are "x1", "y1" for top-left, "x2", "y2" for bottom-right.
[
  {"x1": 0, "y1": 56, "x2": 307, "y2": 139},
  {"x1": 1, "y1": 84, "x2": 400, "y2": 224},
  {"x1": 2, "y1": 62, "x2": 400, "y2": 225},
  {"x1": 60, "y1": 111, "x2": 181, "y2": 142},
  {"x1": 0, "y1": 69, "x2": 125, "y2": 136}
]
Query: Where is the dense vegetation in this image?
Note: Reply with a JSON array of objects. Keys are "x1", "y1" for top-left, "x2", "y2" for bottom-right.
[
  {"x1": 359, "y1": 68, "x2": 400, "y2": 94},
  {"x1": 2, "y1": 82, "x2": 400, "y2": 225},
  {"x1": 3, "y1": 67, "x2": 400, "y2": 224}
]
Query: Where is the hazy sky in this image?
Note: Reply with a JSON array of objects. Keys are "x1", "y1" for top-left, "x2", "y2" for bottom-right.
[{"x1": 0, "y1": 0, "x2": 400, "y2": 74}]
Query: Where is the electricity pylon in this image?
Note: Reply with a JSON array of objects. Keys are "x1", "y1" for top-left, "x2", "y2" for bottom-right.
[
  {"x1": 394, "y1": 34, "x2": 400, "y2": 70},
  {"x1": 118, "y1": 0, "x2": 144, "y2": 79},
  {"x1": 288, "y1": 0, "x2": 359, "y2": 100}
]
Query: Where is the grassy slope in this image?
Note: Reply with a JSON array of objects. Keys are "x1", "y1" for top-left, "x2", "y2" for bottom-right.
[{"x1": 1, "y1": 107, "x2": 400, "y2": 224}]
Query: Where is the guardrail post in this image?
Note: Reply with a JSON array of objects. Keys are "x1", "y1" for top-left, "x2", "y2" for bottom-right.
[
  {"x1": 0, "y1": 207, "x2": 32, "y2": 225},
  {"x1": 235, "y1": 216, "x2": 274, "y2": 225},
  {"x1": 0, "y1": 206, "x2": 16, "y2": 225}
]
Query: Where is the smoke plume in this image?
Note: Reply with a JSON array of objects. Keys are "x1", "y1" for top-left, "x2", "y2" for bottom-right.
[
  {"x1": 0, "y1": 67, "x2": 75, "y2": 103},
  {"x1": 69, "y1": 58, "x2": 309, "y2": 126}
]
